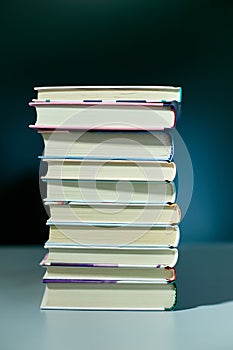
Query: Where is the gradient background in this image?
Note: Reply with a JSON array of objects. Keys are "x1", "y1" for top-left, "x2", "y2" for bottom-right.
[{"x1": 1, "y1": 0, "x2": 233, "y2": 244}]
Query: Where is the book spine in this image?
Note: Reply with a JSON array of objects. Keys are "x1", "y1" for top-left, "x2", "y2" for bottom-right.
[
  {"x1": 164, "y1": 281, "x2": 177, "y2": 311},
  {"x1": 168, "y1": 131, "x2": 174, "y2": 161},
  {"x1": 163, "y1": 100, "x2": 181, "y2": 127}
]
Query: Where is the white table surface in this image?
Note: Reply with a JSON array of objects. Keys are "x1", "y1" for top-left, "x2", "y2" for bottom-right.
[{"x1": 1, "y1": 242, "x2": 233, "y2": 350}]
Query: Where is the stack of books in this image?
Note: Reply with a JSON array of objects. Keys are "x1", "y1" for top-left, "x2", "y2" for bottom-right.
[{"x1": 29, "y1": 85, "x2": 182, "y2": 310}]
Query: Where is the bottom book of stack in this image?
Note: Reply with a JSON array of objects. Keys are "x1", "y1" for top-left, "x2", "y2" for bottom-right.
[{"x1": 40, "y1": 235, "x2": 178, "y2": 311}]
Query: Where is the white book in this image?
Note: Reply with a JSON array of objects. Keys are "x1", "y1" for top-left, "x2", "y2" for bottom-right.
[
  {"x1": 46, "y1": 223, "x2": 180, "y2": 248},
  {"x1": 45, "y1": 202, "x2": 181, "y2": 226},
  {"x1": 44, "y1": 179, "x2": 176, "y2": 204},
  {"x1": 39, "y1": 130, "x2": 174, "y2": 161},
  {"x1": 42, "y1": 265, "x2": 176, "y2": 283},
  {"x1": 40, "y1": 281, "x2": 177, "y2": 311},
  {"x1": 29, "y1": 100, "x2": 179, "y2": 130},
  {"x1": 43, "y1": 244, "x2": 179, "y2": 268},
  {"x1": 41, "y1": 159, "x2": 176, "y2": 182},
  {"x1": 34, "y1": 85, "x2": 182, "y2": 102}
]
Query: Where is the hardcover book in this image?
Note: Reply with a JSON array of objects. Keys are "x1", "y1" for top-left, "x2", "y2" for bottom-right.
[
  {"x1": 45, "y1": 202, "x2": 181, "y2": 226},
  {"x1": 46, "y1": 223, "x2": 180, "y2": 248},
  {"x1": 42, "y1": 264, "x2": 177, "y2": 283},
  {"x1": 43, "y1": 244, "x2": 178, "y2": 268},
  {"x1": 40, "y1": 280, "x2": 177, "y2": 311},
  {"x1": 36, "y1": 130, "x2": 174, "y2": 161},
  {"x1": 44, "y1": 179, "x2": 176, "y2": 204},
  {"x1": 29, "y1": 100, "x2": 179, "y2": 130},
  {"x1": 41, "y1": 159, "x2": 176, "y2": 182},
  {"x1": 33, "y1": 85, "x2": 182, "y2": 103}
]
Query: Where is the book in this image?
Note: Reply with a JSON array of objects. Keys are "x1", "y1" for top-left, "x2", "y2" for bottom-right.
[
  {"x1": 46, "y1": 202, "x2": 181, "y2": 226},
  {"x1": 40, "y1": 280, "x2": 177, "y2": 310},
  {"x1": 33, "y1": 85, "x2": 182, "y2": 103},
  {"x1": 36, "y1": 130, "x2": 174, "y2": 161},
  {"x1": 46, "y1": 223, "x2": 180, "y2": 247},
  {"x1": 43, "y1": 244, "x2": 178, "y2": 267},
  {"x1": 42, "y1": 264, "x2": 177, "y2": 283},
  {"x1": 29, "y1": 100, "x2": 179, "y2": 130},
  {"x1": 41, "y1": 159, "x2": 176, "y2": 182},
  {"x1": 44, "y1": 179, "x2": 176, "y2": 204}
]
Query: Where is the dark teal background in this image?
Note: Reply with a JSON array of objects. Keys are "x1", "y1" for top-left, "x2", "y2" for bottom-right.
[{"x1": 1, "y1": 0, "x2": 233, "y2": 244}]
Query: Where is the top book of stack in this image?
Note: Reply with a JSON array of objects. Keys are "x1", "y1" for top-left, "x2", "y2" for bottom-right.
[
  {"x1": 29, "y1": 85, "x2": 182, "y2": 131},
  {"x1": 33, "y1": 85, "x2": 182, "y2": 102}
]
